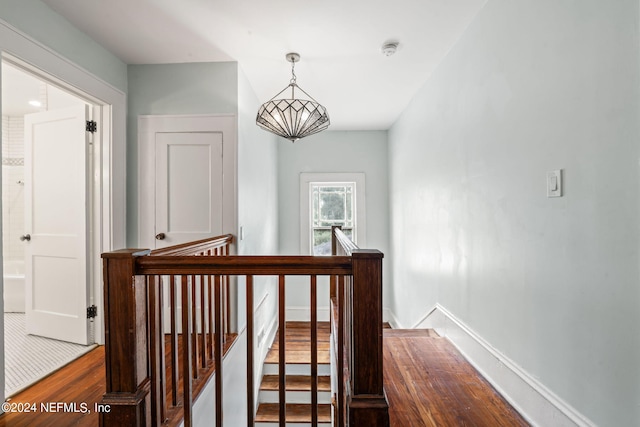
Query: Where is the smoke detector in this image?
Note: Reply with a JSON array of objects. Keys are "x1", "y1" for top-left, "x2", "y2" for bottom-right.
[{"x1": 381, "y1": 41, "x2": 399, "y2": 57}]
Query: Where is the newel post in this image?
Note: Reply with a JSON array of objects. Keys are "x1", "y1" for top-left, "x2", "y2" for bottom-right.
[
  {"x1": 349, "y1": 250, "x2": 390, "y2": 426},
  {"x1": 100, "y1": 249, "x2": 151, "y2": 427}
]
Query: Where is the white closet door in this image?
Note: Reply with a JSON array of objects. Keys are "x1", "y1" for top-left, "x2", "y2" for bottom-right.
[{"x1": 154, "y1": 131, "x2": 224, "y2": 248}]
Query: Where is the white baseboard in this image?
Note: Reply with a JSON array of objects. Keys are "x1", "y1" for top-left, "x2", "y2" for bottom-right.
[
  {"x1": 383, "y1": 307, "x2": 402, "y2": 329},
  {"x1": 416, "y1": 304, "x2": 596, "y2": 427},
  {"x1": 253, "y1": 312, "x2": 278, "y2": 413},
  {"x1": 285, "y1": 306, "x2": 330, "y2": 322},
  {"x1": 286, "y1": 306, "x2": 399, "y2": 327},
  {"x1": 262, "y1": 315, "x2": 278, "y2": 353}
]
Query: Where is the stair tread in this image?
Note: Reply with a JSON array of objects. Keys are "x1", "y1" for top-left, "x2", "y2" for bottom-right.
[
  {"x1": 260, "y1": 375, "x2": 331, "y2": 392},
  {"x1": 257, "y1": 323, "x2": 333, "y2": 423},
  {"x1": 266, "y1": 322, "x2": 331, "y2": 364},
  {"x1": 256, "y1": 403, "x2": 332, "y2": 423},
  {"x1": 265, "y1": 350, "x2": 330, "y2": 365}
]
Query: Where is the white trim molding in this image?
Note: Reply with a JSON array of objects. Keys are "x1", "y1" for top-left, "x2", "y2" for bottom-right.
[
  {"x1": 383, "y1": 307, "x2": 402, "y2": 329},
  {"x1": 287, "y1": 306, "x2": 399, "y2": 328},
  {"x1": 285, "y1": 306, "x2": 331, "y2": 322},
  {"x1": 415, "y1": 304, "x2": 597, "y2": 427}
]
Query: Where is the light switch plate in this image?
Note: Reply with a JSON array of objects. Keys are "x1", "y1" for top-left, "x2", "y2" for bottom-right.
[{"x1": 547, "y1": 170, "x2": 562, "y2": 197}]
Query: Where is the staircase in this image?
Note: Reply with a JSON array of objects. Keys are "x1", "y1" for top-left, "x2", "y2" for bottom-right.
[{"x1": 255, "y1": 322, "x2": 332, "y2": 426}]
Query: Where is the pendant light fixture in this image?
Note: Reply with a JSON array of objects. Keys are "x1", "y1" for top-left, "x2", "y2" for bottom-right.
[{"x1": 256, "y1": 53, "x2": 330, "y2": 142}]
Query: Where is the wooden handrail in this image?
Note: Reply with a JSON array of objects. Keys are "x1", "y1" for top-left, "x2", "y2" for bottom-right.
[
  {"x1": 100, "y1": 235, "x2": 234, "y2": 427},
  {"x1": 100, "y1": 232, "x2": 389, "y2": 427},
  {"x1": 137, "y1": 255, "x2": 353, "y2": 275},
  {"x1": 333, "y1": 226, "x2": 358, "y2": 256},
  {"x1": 149, "y1": 234, "x2": 233, "y2": 257}
]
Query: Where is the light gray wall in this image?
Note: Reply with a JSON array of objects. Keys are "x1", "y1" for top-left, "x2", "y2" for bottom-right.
[
  {"x1": 237, "y1": 67, "x2": 279, "y2": 399},
  {"x1": 192, "y1": 331, "x2": 248, "y2": 427},
  {"x1": 278, "y1": 130, "x2": 391, "y2": 309},
  {"x1": 388, "y1": 0, "x2": 640, "y2": 425},
  {"x1": 237, "y1": 66, "x2": 279, "y2": 323},
  {"x1": 0, "y1": 0, "x2": 127, "y2": 92},
  {"x1": 126, "y1": 62, "x2": 238, "y2": 245},
  {"x1": 237, "y1": 67, "x2": 279, "y2": 259}
]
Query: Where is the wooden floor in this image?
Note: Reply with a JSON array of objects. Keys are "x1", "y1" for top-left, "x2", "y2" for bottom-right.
[
  {"x1": 0, "y1": 334, "x2": 237, "y2": 427},
  {"x1": 0, "y1": 325, "x2": 529, "y2": 426},
  {"x1": 0, "y1": 346, "x2": 104, "y2": 427},
  {"x1": 384, "y1": 329, "x2": 530, "y2": 426}
]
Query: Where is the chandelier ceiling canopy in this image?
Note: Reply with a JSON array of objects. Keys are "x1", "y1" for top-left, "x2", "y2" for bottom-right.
[{"x1": 256, "y1": 53, "x2": 330, "y2": 142}]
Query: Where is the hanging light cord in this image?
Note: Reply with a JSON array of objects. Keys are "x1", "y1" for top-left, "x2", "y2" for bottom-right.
[
  {"x1": 266, "y1": 55, "x2": 321, "y2": 103},
  {"x1": 290, "y1": 60, "x2": 297, "y2": 85},
  {"x1": 290, "y1": 60, "x2": 297, "y2": 98}
]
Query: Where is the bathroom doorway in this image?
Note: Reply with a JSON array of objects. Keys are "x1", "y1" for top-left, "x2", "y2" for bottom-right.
[{"x1": 1, "y1": 61, "x2": 96, "y2": 396}]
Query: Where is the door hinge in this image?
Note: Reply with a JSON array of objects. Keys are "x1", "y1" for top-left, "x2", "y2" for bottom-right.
[
  {"x1": 87, "y1": 305, "x2": 98, "y2": 319},
  {"x1": 86, "y1": 120, "x2": 97, "y2": 133}
]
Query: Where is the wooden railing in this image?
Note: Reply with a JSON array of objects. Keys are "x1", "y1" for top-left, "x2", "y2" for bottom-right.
[
  {"x1": 100, "y1": 231, "x2": 389, "y2": 426},
  {"x1": 331, "y1": 226, "x2": 389, "y2": 427},
  {"x1": 100, "y1": 234, "x2": 234, "y2": 427}
]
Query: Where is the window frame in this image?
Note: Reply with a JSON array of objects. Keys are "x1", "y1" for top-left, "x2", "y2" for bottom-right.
[{"x1": 299, "y1": 172, "x2": 366, "y2": 255}]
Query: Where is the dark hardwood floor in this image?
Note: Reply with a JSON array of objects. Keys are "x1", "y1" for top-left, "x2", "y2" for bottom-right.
[
  {"x1": 384, "y1": 329, "x2": 530, "y2": 426},
  {"x1": 0, "y1": 346, "x2": 104, "y2": 427},
  {"x1": 0, "y1": 326, "x2": 529, "y2": 426},
  {"x1": 0, "y1": 333, "x2": 237, "y2": 427}
]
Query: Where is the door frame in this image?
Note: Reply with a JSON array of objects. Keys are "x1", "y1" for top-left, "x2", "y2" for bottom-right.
[
  {"x1": 138, "y1": 114, "x2": 237, "y2": 249},
  {"x1": 0, "y1": 21, "x2": 127, "y2": 355}
]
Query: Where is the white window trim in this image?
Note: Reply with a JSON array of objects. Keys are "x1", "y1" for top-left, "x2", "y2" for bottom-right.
[{"x1": 300, "y1": 172, "x2": 366, "y2": 255}]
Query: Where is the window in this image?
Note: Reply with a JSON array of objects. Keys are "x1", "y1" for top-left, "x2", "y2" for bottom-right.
[
  {"x1": 311, "y1": 183, "x2": 355, "y2": 255},
  {"x1": 300, "y1": 173, "x2": 366, "y2": 255}
]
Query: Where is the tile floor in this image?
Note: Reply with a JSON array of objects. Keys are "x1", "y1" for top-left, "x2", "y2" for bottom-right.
[{"x1": 4, "y1": 313, "x2": 96, "y2": 396}]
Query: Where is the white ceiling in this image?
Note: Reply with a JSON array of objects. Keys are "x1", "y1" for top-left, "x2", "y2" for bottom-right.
[
  {"x1": 2, "y1": 63, "x2": 45, "y2": 116},
  {"x1": 1, "y1": 63, "x2": 87, "y2": 116},
  {"x1": 41, "y1": 0, "x2": 486, "y2": 130}
]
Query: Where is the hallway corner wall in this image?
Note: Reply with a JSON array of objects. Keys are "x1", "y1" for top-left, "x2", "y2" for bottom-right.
[
  {"x1": 237, "y1": 66, "x2": 280, "y2": 406},
  {"x1": 388, "y1": 0, "x2": 640, "y2": 425}
]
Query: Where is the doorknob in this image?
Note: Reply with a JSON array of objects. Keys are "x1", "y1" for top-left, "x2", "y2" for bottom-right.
[
  {"x1": 155, "y1": 233, "x2": 166, "y2": 240},
  {"x1": 20, "y1": 234, "x2": 31, "y2": 241}
]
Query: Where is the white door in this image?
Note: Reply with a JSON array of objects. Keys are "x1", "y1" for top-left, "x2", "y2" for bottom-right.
[
  {"x1": 153, "y1": 129, "x2": 224, "y2": 332},
  {"x1": 138, "y1": 115, "x2": 236, "y2": 249},
  {"x1": 24, "y1": 105, "x2": 91, "y2": 345},
  {"x1": 139, "y1": 116, "x2": 234, "y2": 332},
  {"x1": 154, "y1": 131, "x2": 224, "y2": 248}
]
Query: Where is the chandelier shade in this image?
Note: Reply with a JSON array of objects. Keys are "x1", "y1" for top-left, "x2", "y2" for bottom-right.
[{"x1": 256, "y1": 53, "x2": 330, "y2": 142}]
